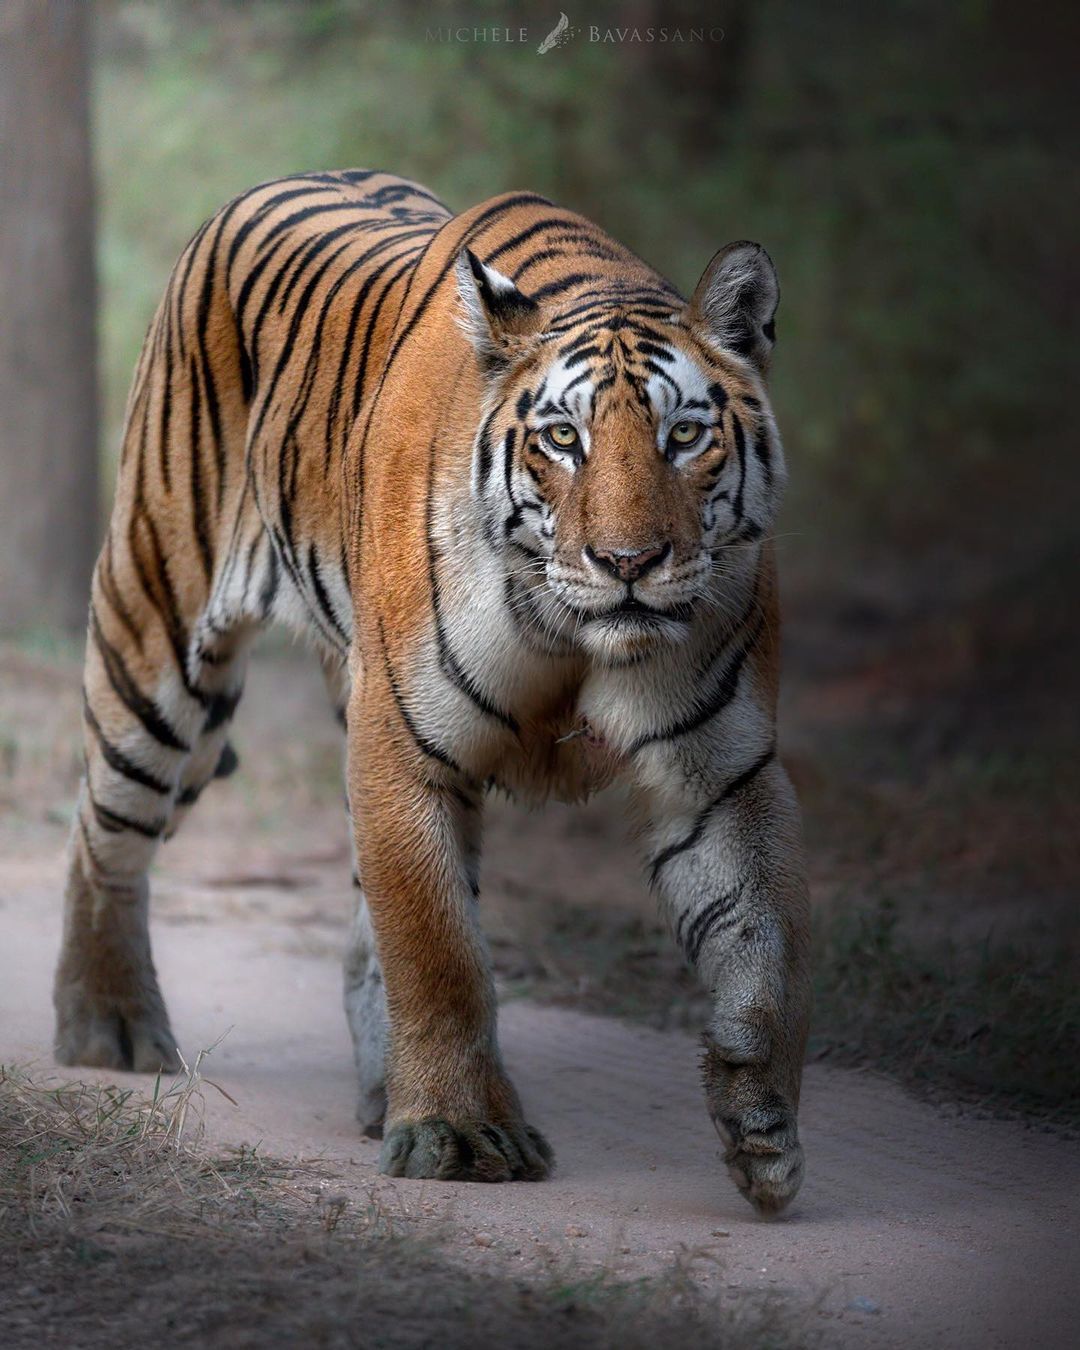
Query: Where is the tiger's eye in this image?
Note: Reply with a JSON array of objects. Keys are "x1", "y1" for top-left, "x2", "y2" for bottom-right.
[
  {"x1": 546, "y1": 423, "x2": 580, "y2": 450},
  {"x1": 669, "y1": 420, "x2": 703, "y2": 448}
]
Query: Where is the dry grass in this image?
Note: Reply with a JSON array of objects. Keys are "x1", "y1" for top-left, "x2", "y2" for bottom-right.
[
  {"x1": 0, "y1": 1063, "x2": 804, "y2": 1349},
  {"x1": 0, "y1": 1049, "x2": 309, "y2": 1248}
]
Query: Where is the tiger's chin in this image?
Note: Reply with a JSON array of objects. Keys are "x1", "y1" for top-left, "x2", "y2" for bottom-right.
[{"x1": 578, "y1": 602, "x2": 695, "y2": 664}]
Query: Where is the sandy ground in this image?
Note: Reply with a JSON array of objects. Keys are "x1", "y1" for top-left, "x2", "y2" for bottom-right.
[{"x1": 2, "y1": 848, "x2": 1076, "y2": 1350}]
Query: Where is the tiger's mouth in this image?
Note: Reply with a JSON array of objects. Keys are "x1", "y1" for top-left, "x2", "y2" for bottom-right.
[
  {"x1": 592, "y1": 594, "x2": 697, "y2": 626},
  {"x1": 544, "y1": 564, "x2": 700, "y2": 648}
]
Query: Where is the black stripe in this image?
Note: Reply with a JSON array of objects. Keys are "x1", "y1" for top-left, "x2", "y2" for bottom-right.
[
  {"x1": 337, "y1": 168, "x2": 381, "y2": 186},
  {"x1": 188, "y1": 355, "x2": 213, "y2": 581},
  {"x1": 91, "y1": 796, "x2": 166, "y2": 840},
  {"x1": 558, "y1": 327, "x2": 607, "y2": 357},
  {"x1": 242, "y1": 211, "x2": 384, "y2": 368},
  {"x1": 377, "y1": 619, "x2": 464, "y2": 773},
  {"x1": 248, "y1": 227, "x2": 358, "y2": 404},
  {"x1": 501, "y1": 425, "x2": 522, "y2": 534},
  {"x1": 89, "y1": 608, "x2": 190, "y2": 753},
  {"x1": 643, "y1": 359, "x2": 680, "y2": 399},
  {"x1": 648, "y1": 746, "x2": 775, "y2": 885},
  {"x1": 235, "y1": 232, "x2": 291, "y2": 334},
  {"x1": 682, "y1": 887, "x2": 746, "y2": 964},
  {"x1": 83, "y1": 697, "x2": 173, "y2": 795},
  {"x1": 753, "y1": 422, "x2": 774, "y2": 496},
  {"x1": 511, "y1": 238, "x2": 623, "y2": 282},
  {"x1": 259, "y1": 534, "x2": 280, "y2": 619},
  {"x1": 254, "y1": 199, "x2": 377, "y2": 260},
  {"x1": 475, "y1": 411, "x2": 496, "y2": 492},
  {"x1": 259, "y1": 234, "x2": 386, "y2": 622},
  {"x1": 281, "y1": 234, "x2": 430, "y2": 480},
  {"x1": 133, "y1": 511, "x2": 212, "y2": 711},
  {"x1": 214, "y1": 742, "x2": 239, "y2": 778},
  {"x1": 555, "y1": 368, "x2": 593, "y2": 402},
  {"x1": 561, "y1": 344, "x2": 602, "y2": 369},
  {"x1": 362, "y1": 181, "x2": 447, "y2": 210},
  {"x1": 172, "y1": 216, "x2": 214, "y2": 364},
  {"x1": 275, "y1": 217, "x2": 371, "y2": 315},
  {"x1": 629, "y1": 608, "x2": 765, "y2": 753},
  {"x1": 528, "y1": 272, "x2": 603, "y2": 302},
  {"x1": 635, "y1": 338, "x2": 675, "y2": 362},
  {"x1": 544, "y1": 283, "x2": 680, "y2": 319},
  {"x1": 486, "y1": 215, "x2": 580, "y2": 265},
  {"x1": 307, "y1": 543, "x2": 350, "y2": 644},
  {"x1": 193, "y1": 212, "x2": 228, "y2": 514},
  {"x1": 713, "y1": 518, "x2": 765, "y2": 549},
  {"x1": 158, "y1": 300, "x2": 175, "y2": 493},
  {"x1": 730, "y1": 413, "x2": 747, "y2": 524},
  {"x1": 204, "y1": 688, "x2": 242, "y2": 733},
  {"x1": 97, "y1": 535, "x2": 144, "y2": 654},
  {"x1": 509, "y1": 247, "x2": 573, "y2": 281}
]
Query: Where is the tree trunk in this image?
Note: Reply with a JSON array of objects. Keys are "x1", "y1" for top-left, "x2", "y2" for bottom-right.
[{"x1": 0, "y1": 0, "x2": 98, "y2": 635}]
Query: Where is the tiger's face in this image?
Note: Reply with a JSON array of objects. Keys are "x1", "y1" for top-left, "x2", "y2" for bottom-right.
[{"x1": 458, "y1": 242, "x2": 784, "y2": 662}]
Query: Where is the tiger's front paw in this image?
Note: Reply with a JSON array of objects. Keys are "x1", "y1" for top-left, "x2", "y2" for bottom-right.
[
  {"x1": 717, "y1": 1105, "x2": 804, "y2": 1216},
  {"x1": 379, "y1": 1116, "x2": 553, "y2": 1182},
  {"x1": 703, "y1": 1039, "x2": 804, "y2": 1217}
]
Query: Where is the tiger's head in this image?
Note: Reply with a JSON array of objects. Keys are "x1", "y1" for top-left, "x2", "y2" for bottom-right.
[{"x1": 456, "y1": 241, "x2": 785, "y2": 663}]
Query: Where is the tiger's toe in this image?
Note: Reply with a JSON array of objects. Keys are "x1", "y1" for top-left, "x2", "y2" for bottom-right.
[{"x1": 379, "y1": 1117, "x2": 552, "y2": 1183}]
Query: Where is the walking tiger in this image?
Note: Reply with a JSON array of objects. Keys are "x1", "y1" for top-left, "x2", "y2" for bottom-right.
[{"x1": 55, "y1": 170, "x2": 810, "y2": 1213}]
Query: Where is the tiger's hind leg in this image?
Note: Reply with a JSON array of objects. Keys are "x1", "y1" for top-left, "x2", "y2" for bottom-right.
[{"x1": 54, "y1": 549, "x2": 255, "y2": 1073}]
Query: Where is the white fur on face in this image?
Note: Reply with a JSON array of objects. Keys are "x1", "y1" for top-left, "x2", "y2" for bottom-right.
[
  {"x1": 500, "y1": 353, "x2": 599, "y2": 559},
  {"x1": 645, "y1": 348, "x2": 717, "y2": 466},
  {"x1": 525, "y1": 352, "x2": 597, "y2": 482}
]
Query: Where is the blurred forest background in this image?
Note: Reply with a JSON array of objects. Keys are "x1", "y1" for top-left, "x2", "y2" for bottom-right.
[{"x1": 1, "y1": 0, "x2": 1077, "y2": 1119}]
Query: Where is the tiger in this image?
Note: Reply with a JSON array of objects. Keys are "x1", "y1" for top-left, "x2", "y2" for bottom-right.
[{"x1": 54, "y1": 169, "x2": 811, "y2": 1214}]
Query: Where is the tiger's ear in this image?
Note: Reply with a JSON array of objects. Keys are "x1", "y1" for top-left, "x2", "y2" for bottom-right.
[
  {"x1": 687, "y1": 242, "x2": 779, "y2": 374},
  {"x1": 455, "y1": 248, "x2": 541, "y2": 369}
]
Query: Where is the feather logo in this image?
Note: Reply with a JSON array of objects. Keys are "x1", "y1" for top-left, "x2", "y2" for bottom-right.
[{"x1": 537, "y1": 12, "x2": 571, "y2": 55}]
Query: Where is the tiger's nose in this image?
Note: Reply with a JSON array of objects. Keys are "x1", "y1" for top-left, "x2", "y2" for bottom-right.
[{"x1": 584, "y1": 542, "x2": 671, "y2": 582}]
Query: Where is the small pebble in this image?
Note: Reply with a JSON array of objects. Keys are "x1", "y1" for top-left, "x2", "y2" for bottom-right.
[{"x1": 474, "y1": 1232, "x2": 494, "y2": 1248}]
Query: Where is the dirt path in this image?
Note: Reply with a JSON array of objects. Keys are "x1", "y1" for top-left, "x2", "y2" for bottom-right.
[{"x1": 2, "y1": 856, "x2": 1076, "y2": 1349}]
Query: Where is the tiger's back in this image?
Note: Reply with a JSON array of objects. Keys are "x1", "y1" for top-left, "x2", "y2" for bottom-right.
[{"x1": 113, "y1": 172, "x2": 449, "y2": 664}]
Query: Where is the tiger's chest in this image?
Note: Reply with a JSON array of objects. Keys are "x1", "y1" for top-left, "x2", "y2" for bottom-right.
[
  {"x1": 485, "y1": 687, "x2": 628, "y2": 806},
  {"x1": 412, "y1": 549, "x2": 624, "y2": 802}
]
